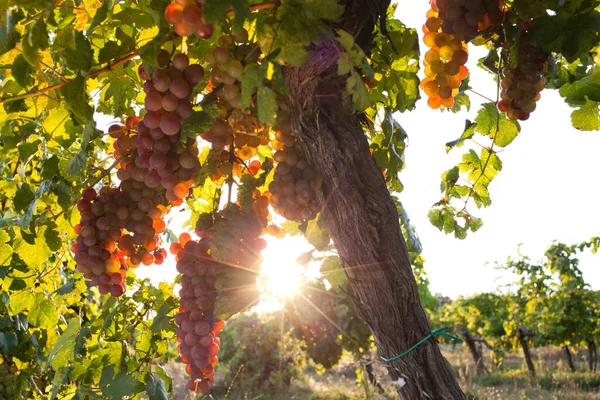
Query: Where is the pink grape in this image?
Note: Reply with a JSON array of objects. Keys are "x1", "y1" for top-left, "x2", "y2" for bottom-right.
[
  {"x1": 176, "y1": 100, "x2": 194, "y2": 119},
  {"x1": 160, "y1": 113, "x2": 181, "y2": 136},
  {"x1": 170, "y1": 78, "x2": 191, "y2": 99},
  {"x1": 144, "y1": 111, "x2": 161, "y2": 129},
  {"x1": 162, "y1": 93, "x2": 179, "y2": 112},
  {"x1": 184, "y1": 65, "x2": 205, "y2": 85},
  {"x1": 173, "y1": 53, "x2": 190, "y2": 71},
  {"x1": 145, "y1": 91, "x2": 163, "y2": 112}
]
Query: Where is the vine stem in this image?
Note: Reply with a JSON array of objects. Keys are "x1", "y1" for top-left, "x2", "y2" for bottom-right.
[
  {"x1": 459, "y1": 56, "x2": 504, "y2": 214},
  {"x1": 0, "y1": 50, "x2": 139, "y2": 105},
  {"x1": 83, "y1": 150, "x2": 132, "y2": 189}
]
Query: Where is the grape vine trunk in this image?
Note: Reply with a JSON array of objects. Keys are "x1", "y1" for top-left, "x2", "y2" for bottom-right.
[{"x1": 284, "y1": 1, "x2": 464, "y2": 397}]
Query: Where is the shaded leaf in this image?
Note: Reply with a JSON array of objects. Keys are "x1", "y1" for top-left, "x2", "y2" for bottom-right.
[{"x1": 145, "y1": 373, "x2": 169, "y2": 400}]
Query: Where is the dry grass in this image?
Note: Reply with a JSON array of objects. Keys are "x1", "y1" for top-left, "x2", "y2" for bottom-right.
[{"x1": 165, "y1": 345, "x2": 600, "y2": 399}]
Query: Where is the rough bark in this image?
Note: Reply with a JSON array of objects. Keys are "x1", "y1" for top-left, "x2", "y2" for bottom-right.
[
  {"x1": 285, "y1": 65, "x2": 464, "y2": 398},
  {"x1": 461, "y1": 331, "x2": 485, "y2": 376},
  {"x1": 518, "y1": 327, "x2": 535, "y2": 378},
  {"x1": 563, "y1": 345, "x2": 576, "y2": 372},
  {"x1": 283, "y1": 4, "x2": 463, "y2": 397}
]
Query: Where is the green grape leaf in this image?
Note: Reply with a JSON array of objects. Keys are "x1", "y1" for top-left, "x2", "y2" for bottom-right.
[
  {"x1": 62, "y1": 30, "x2": 94, "y2": 72},
  {"x1": 569, "y1": 101, "x2": 600, "y2": 131},
  {"x1": 559, "y1": 69, "x2": 600, "y2": 104},
  {"x1": 89, "y1": 0, "x2": 112, "y2": 31},
  {"x1": 257, "y1": 86, "x2": 278, "y2": 125},
  {"x1": 180, "y1": 102, "x2": 221, "y2": 141},
  {"x1": 55, "y1": 281, "x2": 75, "y2": 295},
  {"x1": 48, "y1": 318, "x2": 81, "y2": 370},
  {"x1": 305, "y1": 217, "x2": 330, "y2": 251},
  {"x1": 113, "y1": 9, "x2": 155, "y2": 29},
  {"x1": 473, "y1": 103, "x2": 520, "y2": 147},
  {"x1": 0, "y1": 230, "x2": 11, "y2": 266},
  {"x1": 66, "y1": 150, "x2": 87, "y2": 177},
  {"x1": 9, "y1": 290, "x2": 33, "y2": 315},
  {"x1": 203, "y1": 1, "x2": 230, "y2": 22},
  {"x1": 203, "y1": 0, "x2": 251, "y2": 31},
  {"x1": 14, "y1": 229, "x2": 52, "y2": 270},
  {"x1": 98, "y1": 41, "x2": 122, "y2": 63},
  {"x1": 320, "y1": 256, "x2": 347, "y2": 289},
  {"x1": 528, "y1": 13, "x2": 600, "y2": 62},
  {"x1": 60, "y1": 75, "x2": 94, "y2": 123},
  {"x1": 103, "y1": 76, "x2": 135, "y2": 117},
  {"x1": 150, "y1": 296, "x2": 178, "y2": 333},
  {"x1": 145, "y1": 373, "x2": 169, "y2": 400},
  {"x1": 241, "y1": 63, "x2": 263, "y2": 109},
  {"x1": 41, "y1": 155, "x2": 60, "y2": 180},
  {"x1": 427, "y1": 208, "x2": 443, "y2": 231},
  {"x1": 44, "y1": 221, "x2": 62, "y2": 252},
  {"x1": 12, "y1": 55, "x2": 32, "y2": 87},
  {"x1": 446, "y1": 120, "x2": 476, "y2": 152},
  {"x1": 28, "y1": 17, "x2": 49, "y2": 50},
  {"x1": 14, "y1": 184, "x2": 35, "y2": 213},
  {"x1": 17, "y1": 139, "x2": 41, "y2": 162},
  {"x1": 0, "y1": 331, "x2": 18, "y2": 355},
  {"x1": 370, "y1": 18, "x2": 420, "y2": 112},
  {"x1": 281, "y1": 221, "x2": 303, "y2": 236},
  {"x1": 100, "y1": 366, "x2": 137, "y2": 399},
  {"x1": 29, "y1": 293, "x2": 59, "y2": 329}
]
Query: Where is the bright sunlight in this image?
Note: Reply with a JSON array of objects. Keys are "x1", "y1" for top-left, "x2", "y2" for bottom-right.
[{"x1": 253, "y1": 235, "x2": 319, "y2": 313}]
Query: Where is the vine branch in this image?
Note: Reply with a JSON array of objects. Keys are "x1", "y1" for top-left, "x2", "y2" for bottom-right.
[{"x1": 0, "y1": 50, "x2": 139, "y2": 105}]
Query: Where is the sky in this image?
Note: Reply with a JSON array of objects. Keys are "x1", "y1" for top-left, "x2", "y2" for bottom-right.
[
  {"x1": 393, "y1": 1, "x2": 600, "y2": 297},
  {"x1": 117, "y1": 1, "x2": 600, "y2": 300}
]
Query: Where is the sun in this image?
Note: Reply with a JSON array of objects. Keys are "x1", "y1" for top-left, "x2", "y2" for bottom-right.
[
  {"x1": 255, "y1": 235, "x2": 316, "y2": 310},
  {"x1": 261, "y1": 260, "x2": 303, "y2": 299}
]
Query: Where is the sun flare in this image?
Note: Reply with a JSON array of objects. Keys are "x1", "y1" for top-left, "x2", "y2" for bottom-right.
[{"x1": 254, "y1": 236, "x2": 317, "y2": 312}]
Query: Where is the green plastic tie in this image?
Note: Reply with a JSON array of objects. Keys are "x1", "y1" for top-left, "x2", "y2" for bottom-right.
[{"x1": 381, "y1": 326, "x2": 463, "y2": 363}]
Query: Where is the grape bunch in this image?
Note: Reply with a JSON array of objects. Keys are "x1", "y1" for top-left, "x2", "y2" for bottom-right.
[
  {"x1": 431, "y1": 0, "x2": 503, "y2": 41},
  {"x1": 497, "y1": 42, "x2": 547, "y2": 121},
  {"x1": 0, "y1": 359, "x2": 17, "y2": 399},
  {"x1": 73, "y1": 187, "x2": 129, "y2": 297},
  {"x1": 421, "y1": 0, "x2": 503, "y2": 109},
  {"x1": 173, "y1": 234, "x2": 224, "y2": 393},
  {"x1": 137, "y1": 50, "x2": 204, "y2": 204},
  {"x1": 267, "y1": 114, "x2": 321, "y2": 222},
  {"x1": 199, "y1": 33, "x2": 269, "y2": 180},
  {"x1": 209, "y1": 205, "x2": 267, "y2": 267},
  {"x1": 165, "y1": 0, "x2": 214, "y2": 39},
  {"x1": 174, "y1": 203, "x2": 266, "y2": 395},
  {"x1": 73, "y1": 49, "x2": 206, "y2": 296}
]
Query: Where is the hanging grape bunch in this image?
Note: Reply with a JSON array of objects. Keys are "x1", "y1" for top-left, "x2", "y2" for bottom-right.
[
  {"x1": 268, "y1": 111, "x2": 321, "y2": 222},
  {"x1": 72, "y1": 50, "x2": 205, "y2": 297},
  {"x1": 108, "y1": 118, "x2": 171, "y2": 269},
  {"x1": 174, "y1": 206, "x2": 266, "y2": 394},
  {"x1": 138, "y1": 49, "x2": 204, "y2": 203},
  {"x1": 73, "y1": 187, "x2": 129, "y2": 297},
  {"x1": 172, "y1": 233, "x2": 223, "y2": 394},
  {"x1": 434, "y1": 0, "x2": 504, "y2": 41},
  {"x1": 421, "y1": 0, "x2": 504, "y2": 109},
  {"x1": 198, "y1": 30, "x2": 268, "y2": 182},
  {"x1": 497, "y1": 41, "x2": 547, "y2": 121},
  {"x1": 165, "y1": 0, "x2": 214, "y2": 39}
]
